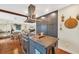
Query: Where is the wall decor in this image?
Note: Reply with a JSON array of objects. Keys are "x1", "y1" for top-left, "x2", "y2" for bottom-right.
[
  {"x1": 76, "y1": 15, "x2": 79, "y2": 20},
  {"x1": 64, "y1": 16, "x2": 78, "y2": 29},
  {"x1": 61, "y1": 14, "x2": 64, "y2": 22},
  {"x1": 60, "y1": 24, "x2": 62, "y2": 30}
]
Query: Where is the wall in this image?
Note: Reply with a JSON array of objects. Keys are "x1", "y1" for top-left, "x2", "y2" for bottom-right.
[
  {"x1": 0, "y1": 24, "x2": 11, "y2": 32},
  {"x1": 0, "y1": 12, "x2": 36, "y2": 33},
  {"x1": 0, "y1": 11, "x2": 27, "y2": 32},
  {"x1": 58, "y1": 5, "x2": 79, "y2": 53},
  {"x1": 0, "y1": 22, "x2": 36, "y2": 33}
]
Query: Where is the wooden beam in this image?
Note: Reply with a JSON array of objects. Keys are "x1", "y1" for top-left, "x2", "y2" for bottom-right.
[{"x1": 0, "y1": 9, "x2": 28, "y2": 17}]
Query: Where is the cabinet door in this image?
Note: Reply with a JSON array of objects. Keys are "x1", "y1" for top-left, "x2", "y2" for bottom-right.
[
  {"x1": 36, "y1": 22, "x2": 41, "y2": 33},
  {"x1": 40, "y1": 24, "x2": 48, "y2": 35},
  {"x1": 36, "y1": 11, "x2": 58, "y2": 37},
  {"x1": 47, "y1": 24, "x2": 57, "y2": 37},
  {"x1": 29, "y1": 39, "x2": 46, "y2": 54},
  {"x1": 36, "y1": 23, "x2": 48, "y2": 35},
  {"x1": 36, "y1": 23, "x2": 57, "y2": 37}
]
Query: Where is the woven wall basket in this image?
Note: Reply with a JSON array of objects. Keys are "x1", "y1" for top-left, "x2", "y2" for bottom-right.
[{"x1": 64, "y1": 17, "x2": 78, "y2": 29}]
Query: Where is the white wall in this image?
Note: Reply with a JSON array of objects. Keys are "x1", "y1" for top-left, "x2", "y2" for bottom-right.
[
  {"x1": 58, "y1": 5, "x2": 79, "y2": 53},
  {"x1": 0, "y1": 12, "x2": 26, "y2": 32},
  {"x1": 0, "y1": 24, "x2": 11, "y2": 31},
  {"x1": 0, "y1": 12, "x2": 36, "y2": 33}
]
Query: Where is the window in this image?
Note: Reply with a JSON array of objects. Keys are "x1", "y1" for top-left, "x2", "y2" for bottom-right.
[{"x1": 15, "y1": 24, "x2": 21, "y2": 30}]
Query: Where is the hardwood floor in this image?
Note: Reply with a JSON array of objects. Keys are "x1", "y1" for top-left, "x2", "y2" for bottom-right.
[
  {"x1": 0, "y1": 38, "x2": 70, "y2": 54},
  {"x1": 55, "y1": 48, "x2": 70, "y2": 54},
  {"x1": 0, "y1": 38, "x2": 23, "y2": 54}
]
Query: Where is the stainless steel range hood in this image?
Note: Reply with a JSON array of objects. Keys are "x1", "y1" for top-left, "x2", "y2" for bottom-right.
[{"x1": 25, "y1": 4, "x2": 36, "y2": 23}]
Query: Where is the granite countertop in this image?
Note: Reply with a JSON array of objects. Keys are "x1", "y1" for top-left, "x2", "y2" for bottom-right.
[{"x1": 31, "y1": 34, "x2": 58, "y2": 48}]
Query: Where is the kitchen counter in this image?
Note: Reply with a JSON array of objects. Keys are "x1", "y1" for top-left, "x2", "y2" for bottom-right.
[
  {"x1": 30, "y1": 34, "x2": 58, "y2": 48},
  {"x1": 0, "y1": 33, "x2": 11, "y2": 39}
]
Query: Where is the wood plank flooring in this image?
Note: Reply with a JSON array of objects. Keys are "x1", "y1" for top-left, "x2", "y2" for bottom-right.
[
  {"x1": 55, "y1": 48, "x2": 70, "y2": 54},
  {"x1": 0, "y1": 38, "x2": 23, "y2": 54},
  {"x1": 0, "y1": 38, "x2": 70, "y2": 54}
]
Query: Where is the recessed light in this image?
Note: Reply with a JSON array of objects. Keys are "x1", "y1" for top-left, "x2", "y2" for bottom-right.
[
  {"x1": 45, "y1": 9, "x2": 49, "y2": 12},
  {"x1": 36, "y1": 14, "x2": 38, "y2": 17},
  {"x1": 41, "y1": 17, "x2": 45, "y2": 19},
  {"x1": 50, "y1": 13, "x2": 56, "y2": 16}
]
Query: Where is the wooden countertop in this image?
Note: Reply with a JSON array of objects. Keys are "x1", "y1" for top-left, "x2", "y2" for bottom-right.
[{"x1": 31, "y1": 34, "x2": 58, "y2": 48}]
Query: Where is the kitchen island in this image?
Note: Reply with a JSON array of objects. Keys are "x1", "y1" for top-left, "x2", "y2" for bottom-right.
[{"x1": 29, "y1": 34, "x2": 58, "y2": 54}]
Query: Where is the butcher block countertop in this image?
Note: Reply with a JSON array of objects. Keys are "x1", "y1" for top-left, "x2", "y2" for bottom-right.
[{"x1": 31, "y1": 34, "x2": 58, "y2": 48}]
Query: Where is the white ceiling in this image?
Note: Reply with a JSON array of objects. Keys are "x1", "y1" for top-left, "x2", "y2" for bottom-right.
[
  {"x1": 0, "y1": 4, "x2": 70, "y2": 24},
  {"x1": 0, "y1": 4, "x2": 70, "y2": 17}
]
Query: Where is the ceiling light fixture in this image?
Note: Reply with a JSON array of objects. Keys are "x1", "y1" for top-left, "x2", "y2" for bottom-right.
[
  {"x1": 45, "y1": 9, "x2": 49, "y2": 12},
  {"x1": 50, "y1": 13, "x2": 56, "y2": 16},
  {"x1": 41, "y1": 17, "x2": 45, "y2": 19},
  {"x1": 36, "y1": 14, "x2": 38, "y2": 17}
]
